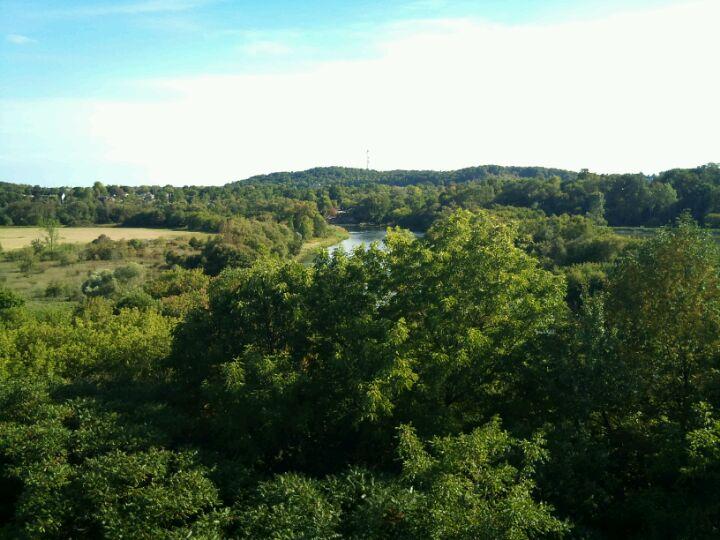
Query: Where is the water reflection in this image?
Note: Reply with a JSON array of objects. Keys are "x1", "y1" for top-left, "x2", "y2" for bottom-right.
[{"x1": 327, "y1": 227, "x2": 421, "y2": 255}]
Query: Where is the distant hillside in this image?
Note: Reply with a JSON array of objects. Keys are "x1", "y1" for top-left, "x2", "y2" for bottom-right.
[{"x1": 235, "y1": 165, "x2": 579, "y2": 188}]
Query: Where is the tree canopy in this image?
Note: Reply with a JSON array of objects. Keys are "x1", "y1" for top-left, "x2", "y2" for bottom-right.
[{"x1": 1, "y1": 207, "x2": 720, "y2": 538}]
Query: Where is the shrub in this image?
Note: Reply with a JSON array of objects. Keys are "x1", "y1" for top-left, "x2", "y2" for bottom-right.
[
  {"x1": 45, "y1": 281, "x2": 64, "y2": 298},
  {"x1": 127, "y1": 238, "x2": 146, "y2": 251},
  {"x1": 17, "y1": 249, "x2": 37, "y2": 275},
  {"x1": 75, "y1": 450, "x2": 224, "y2": 539},
  {"x1": 30, "y1": 238, "x2": 45, "y2": 255},
  {"x1": 84, "y1": 235, "x2": 124, "y2": 261},
  {"x1": 113, "y1": 262, "x2": 144, "y2": 284},
  {"x1": 115, "y1": 290, "x2": 156, "y2": 312},
  {"x1": 55, "y1": 244, "x2": 80, "y2": 266},
  {"x1": 0, "y1": 286, "x2": 24, "y2": 310},
  {"x1": 56, "y1": 251, "x2": 77, "y2": 266},
  {"x1": 81, "y1": 271, "x2": 118, "y2": 298}
]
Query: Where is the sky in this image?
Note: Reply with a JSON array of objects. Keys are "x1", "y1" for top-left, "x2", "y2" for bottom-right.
[{"x1": 0, "y1": 0, "x2": 718, "y2": 186}]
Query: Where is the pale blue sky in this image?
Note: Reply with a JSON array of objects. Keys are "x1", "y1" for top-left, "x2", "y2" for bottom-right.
[
  {"x1": 1, "y1": 0, "x2": 675, "y2": 100},
  {"x1": 1, "y1": 0, "x2": 716, "y2": 185}
]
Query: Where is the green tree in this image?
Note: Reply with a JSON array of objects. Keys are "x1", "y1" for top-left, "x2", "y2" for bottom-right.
[
  {"x1": 41, "y1": 218, "x2": 60, "y2": 255},
  {"x1": 385, "y1": 210, "x2": 567, "y2": 434},
  {"x1": 605, "y1": 216, "x2": 720, "y2": 431}
]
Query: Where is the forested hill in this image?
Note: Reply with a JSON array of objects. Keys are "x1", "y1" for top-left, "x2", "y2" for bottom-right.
[
  {"x1": 236, "y1": 164, "x2": 579, "y2": 187},
  {"x1": 1, "y1": 163, "x2": 719, "y2": 230}
]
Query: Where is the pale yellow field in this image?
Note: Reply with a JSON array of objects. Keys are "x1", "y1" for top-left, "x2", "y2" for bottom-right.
[{"x1": 0, "y1": 226, "x2": 210, "y2": 250}]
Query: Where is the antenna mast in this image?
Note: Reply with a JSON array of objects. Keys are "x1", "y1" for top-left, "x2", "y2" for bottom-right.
[{"x1": 366, "y1": 149, "x2": 370, "y2": 171}]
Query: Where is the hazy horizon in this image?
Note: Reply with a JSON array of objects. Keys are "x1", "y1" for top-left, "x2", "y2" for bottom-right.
[
  {"x1": 3, "y1": 161, "x2": 718, "y2": 189},
  {"x1": 2, "y1": 0, "x2": 718, "y2": 186}
]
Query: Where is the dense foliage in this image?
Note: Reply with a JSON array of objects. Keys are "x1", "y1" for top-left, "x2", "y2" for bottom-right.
[
  {"x1": 1, "y1": 206, "x2": 719, "y2": 538},
  {"x1": 2, "y1": 164, "x2": 720, "y2": 232}
]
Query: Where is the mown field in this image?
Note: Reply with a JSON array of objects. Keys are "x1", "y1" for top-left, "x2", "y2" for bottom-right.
[{"x1": 0, "y1": 226, "x2": 210, "y2": 251}]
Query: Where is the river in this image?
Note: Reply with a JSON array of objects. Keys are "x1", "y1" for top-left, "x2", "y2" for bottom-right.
[{"x1": 327, "y1": 226, "x2": 422, "y2": 255}]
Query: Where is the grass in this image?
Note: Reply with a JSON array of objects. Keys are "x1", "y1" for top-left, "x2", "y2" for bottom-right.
[
  {"x1": 0, "y1": 225, "x2": 211, "y2": 251},
  {"x1": 295, "y1": 226, "x2": 349, "y2": 265},
  {"x1": 0, "y1": 236, "x2": 203, "y2": 304},
  {"x1": 0, "y1": 257, "x2": 157, "y2": 302}
]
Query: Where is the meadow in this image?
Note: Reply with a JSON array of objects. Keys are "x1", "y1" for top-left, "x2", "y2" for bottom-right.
[
  {"x1": 0, "y1": 228, "x2": 211, "y2": 307},
  {"x1": 0, "y1": 226, "x2": 209, "y2": 250},
  {"x1": 0, "y1": 224, "x2": 348, "y2": 305}
]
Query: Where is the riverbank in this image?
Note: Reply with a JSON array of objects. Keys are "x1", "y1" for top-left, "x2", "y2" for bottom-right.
[{"x1": 295, "y1": 225, "x2": 350, "y2": 265}]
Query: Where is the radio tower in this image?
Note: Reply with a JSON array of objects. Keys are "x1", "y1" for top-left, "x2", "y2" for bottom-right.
[{"x1": 366, "y1": 149, "x2": 370, "y2": 171}]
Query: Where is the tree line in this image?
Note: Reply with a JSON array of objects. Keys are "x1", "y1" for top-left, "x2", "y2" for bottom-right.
[{"x1": 2, "y1": 163, "x2": 719, "y2": 232}]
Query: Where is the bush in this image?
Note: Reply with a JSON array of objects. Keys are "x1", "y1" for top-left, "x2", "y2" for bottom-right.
[
  {"x1": 564, "y1": 262, "x2": 608, "y2": 310},
  {"x1": 127, "y1": 238, "x2": 146, "y2": 251},
  {"x1": 145, "y1": 268, "x2": 209, "y2": 298},
  {"x1": 84, "y1": 235, "x2": 124, "y2": 261},
  {"x1": 233, "y1": 474, "x2": 340, "y2": 539},
  {"x1": 115, "y1": 290, "x2": 156, "y2": 312},
  {"x1": 231, "y1": 422, "x2": 568, "y2": 539},
  {"x1": 17, "y1": 249, "x2": 37, "y2": 275},
  {"x1": 30, "y1": 238, "x2": 45, "y2": 255},
  {"x1": 45, "y1": 281, "x2": 65, "y2": 298},
  {"x1": 55, "y1": 244, "x2": 80, "y2": 266},
  {"x1": 81, "y1": 271, "x2": 118, "y2": 298},
  {"x1": 113, "y1": 262, "x2": 144, "y2": 284},
  {"x1": 0, "y1": 285, "x2": 24, "y2": 310}
]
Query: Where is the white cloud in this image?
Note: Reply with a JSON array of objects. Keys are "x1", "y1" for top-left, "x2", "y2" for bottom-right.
[
  {"x1": 5, "y1": 34, "x2": 36, "y2": 45},
  {"x1": 2, "y1": 0, "x2": 719, "y2": 185}
]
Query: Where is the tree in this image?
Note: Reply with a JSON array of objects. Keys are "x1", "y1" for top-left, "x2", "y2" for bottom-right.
[
  {"x1": 41, "y1": 218, "x2": 60, "y2": 255},
  {"x1": 543, "y1": 216, "x2": 720, "y2": 537},
  {"x1": 393, "y1": 421, "x2": 569, "y2": 539},
  {"x1": 385, "y1": 210, "x2": 567, "y2": 434},
  {"x1": 605, "y1": 216, "x2": 720, "y2": 431},
  {"x1": 172, "y1": 210, "x2": 567, "y2": 472},
  {"x1": 231, "y1": 421, "x2": 568, "y2": 539}
]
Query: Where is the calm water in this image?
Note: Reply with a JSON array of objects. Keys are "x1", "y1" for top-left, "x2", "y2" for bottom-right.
[{"x1": 327, "y1": 227, "x2": 421, "y2": 255}]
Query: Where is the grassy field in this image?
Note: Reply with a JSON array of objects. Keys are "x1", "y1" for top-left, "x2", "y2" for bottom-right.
[
  {"x1": 1, "y1": 225, "x2": 350, "y2": 303},
  {"x1": 0, "y1": 256, "x2": 156, "y2": 301},
  {"x1": 0, "y1": 226, "x2": 210, "y2": 251},
  {"x1": 0, "y1": 236, "x2": 199, "y2": 302}
]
